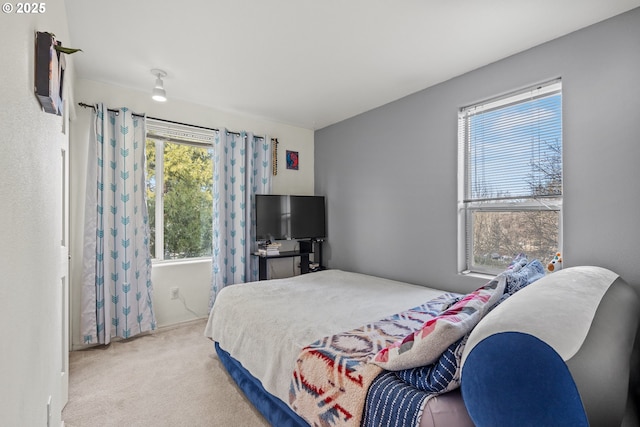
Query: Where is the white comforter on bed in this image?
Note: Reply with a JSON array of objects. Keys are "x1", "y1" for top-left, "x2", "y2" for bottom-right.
[{"x1": 204, "y1": 269, "x2": 445, "y2": 405}]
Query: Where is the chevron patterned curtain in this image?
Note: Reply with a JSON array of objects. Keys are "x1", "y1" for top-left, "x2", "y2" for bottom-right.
[
  {"x1": 209, "y1": 131, "x2": 272, "y2": 310},
  {"x1": 80, "y1": 104, "x2": 156, "y2": 345}
]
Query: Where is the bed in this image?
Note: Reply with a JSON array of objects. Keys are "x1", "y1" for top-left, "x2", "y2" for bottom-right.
[
  {"x1": 205, "y1": 263, "x2": 640, "y2": 427},
  {"x1": 203, "y1": 263, "x2": 537, "y2": 427}
]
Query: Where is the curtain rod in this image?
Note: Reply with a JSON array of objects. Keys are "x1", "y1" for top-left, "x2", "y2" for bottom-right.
[{"x1": 77, "y1": 102, "x2": 275, "y2": 141}]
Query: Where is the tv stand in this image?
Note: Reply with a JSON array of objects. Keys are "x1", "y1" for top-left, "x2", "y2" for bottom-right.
[
  {"x1": 252, "y1": 240, "x2": 324, "y2": 280},
  {"x1": 253, "y1": 251, "x2": 310, "y2": 281}
]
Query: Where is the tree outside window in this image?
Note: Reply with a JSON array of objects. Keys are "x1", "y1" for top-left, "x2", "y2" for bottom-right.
[{"x1": 146, "y1": 138, "x2": 213, "y2": 260}]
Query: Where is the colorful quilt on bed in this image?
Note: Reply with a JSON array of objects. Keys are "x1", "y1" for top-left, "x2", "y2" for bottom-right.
[
  {"x1": 288, "y1": 292, "x2": 461, "y2": 427},
  {"x1": 289, "y1": 257, "x2": 545, "y2": 427}
]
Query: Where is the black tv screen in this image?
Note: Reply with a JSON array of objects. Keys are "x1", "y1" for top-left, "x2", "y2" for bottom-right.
[
  {"x1": 290, "y1": 195, "x2": 326, "y2": 239},
  {"x1": 255, "y1": 195, "x2": 326, "y2": 240}
]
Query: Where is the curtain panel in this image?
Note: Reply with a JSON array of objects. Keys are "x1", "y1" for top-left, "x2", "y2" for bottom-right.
[
  {"x1": 209, "y1": 131, "x2": 272, "y2": 310},
  {"x1": 80, "y1": 104, "x2": 156, "y2": 344}
]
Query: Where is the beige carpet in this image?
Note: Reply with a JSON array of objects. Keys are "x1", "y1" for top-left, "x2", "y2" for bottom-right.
[{"x1": 62, "y1": 319, "x2": 271, "y2": 427}]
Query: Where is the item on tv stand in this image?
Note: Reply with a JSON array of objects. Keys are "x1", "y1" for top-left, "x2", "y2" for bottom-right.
[
  {"x1": 309, "y1": 263, "x2": 321, "y2": 272},
  {"x1": 257, "y1": 241, "x2": 281, "y2": 256}
]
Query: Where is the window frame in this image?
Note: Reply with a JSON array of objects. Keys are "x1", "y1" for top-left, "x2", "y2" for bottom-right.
[
  {"x1": 457, "y1": 80, "x2": 563, "y2": 275},
  {"x1": 145, "y1": 119, "x2": 216, "y2": 263}
]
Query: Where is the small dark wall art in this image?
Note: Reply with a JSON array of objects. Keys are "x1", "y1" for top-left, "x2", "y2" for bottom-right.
[{"x1": 286, "y1": 150, "x2": 299, "y2": 170}]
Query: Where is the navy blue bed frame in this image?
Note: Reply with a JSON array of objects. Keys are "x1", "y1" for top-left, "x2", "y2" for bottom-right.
[{"x1": 214, "y1": 342, "x2": 309, "y2": 426}]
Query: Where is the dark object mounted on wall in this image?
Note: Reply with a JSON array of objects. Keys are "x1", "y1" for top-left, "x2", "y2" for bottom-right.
[
  {"x1": 35, "y1": 31, "x2": 81, "y2": 115},
  {"x1": 35, "y1": 31, "x2": 64, "y2": 115}
]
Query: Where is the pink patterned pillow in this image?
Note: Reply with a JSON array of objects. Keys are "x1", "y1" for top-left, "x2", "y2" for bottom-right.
[{"x1": 371, "y1": 277, "x2": 506, "y2": 371}]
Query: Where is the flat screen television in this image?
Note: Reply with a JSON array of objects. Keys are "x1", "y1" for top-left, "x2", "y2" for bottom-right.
[{"x1": 255, "y1": 194, "x2": 326, "y2": 241}]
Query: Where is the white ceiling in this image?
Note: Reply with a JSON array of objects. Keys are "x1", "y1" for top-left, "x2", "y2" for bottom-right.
[{"x1": 65, "y1": 0, "x2": 640, "y2": 130}]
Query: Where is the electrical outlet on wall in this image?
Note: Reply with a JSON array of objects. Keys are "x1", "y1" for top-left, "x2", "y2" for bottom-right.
[{"x1": 170, "y1": 287, "x2": 179, "y2": 300}]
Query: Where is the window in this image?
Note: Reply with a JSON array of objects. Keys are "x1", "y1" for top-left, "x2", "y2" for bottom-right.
[
  {"x1": 145, "y1": 119, "x2": 215, "y2": 261},
  {"x1": 458, "y1": 80, "x2": 562, "y2": 274}
]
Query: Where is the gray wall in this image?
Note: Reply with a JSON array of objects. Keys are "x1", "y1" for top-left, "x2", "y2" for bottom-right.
[{"x1": 315, "y1": 7, "x2": 640, "y2": 293}]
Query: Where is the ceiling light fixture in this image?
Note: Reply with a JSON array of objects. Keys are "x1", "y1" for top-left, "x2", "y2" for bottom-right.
[{"x1": 151, "y1": 69, "x2": 167, "y2": 102}]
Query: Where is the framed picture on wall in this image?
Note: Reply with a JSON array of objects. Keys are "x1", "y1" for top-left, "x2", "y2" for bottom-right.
[{"x1": 286, "y1": 150, "x2": 299, "y2": 170}]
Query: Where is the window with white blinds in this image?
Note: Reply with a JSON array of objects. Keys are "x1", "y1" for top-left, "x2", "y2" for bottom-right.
[{"x1": 458, "y1": 80, "x2": 562, "y2": 274}]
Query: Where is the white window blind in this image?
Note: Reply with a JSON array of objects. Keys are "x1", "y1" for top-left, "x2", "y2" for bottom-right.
[
  {"x1": 460, "y1": 80, "x2": 562, "y2": 204},
  {"x1": 146, "y1": 118, "x2": 215, "y2": 147}
]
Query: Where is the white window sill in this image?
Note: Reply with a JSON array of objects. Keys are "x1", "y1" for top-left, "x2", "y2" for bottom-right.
[
  {"x1": 151, "y1": 257, "x2": 211, "y2": 266},
  {"x1": 459, "y1": 270, "x2": 495, "y2": 281}
]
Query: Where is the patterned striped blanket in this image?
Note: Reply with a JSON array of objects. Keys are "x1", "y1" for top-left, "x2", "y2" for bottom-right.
[
  {"x1": 288, "y1": 292, "x2": 460, "y2": 427},
  {"x1": 362, "y1": 335, "x2": 468, "y2": 427}
]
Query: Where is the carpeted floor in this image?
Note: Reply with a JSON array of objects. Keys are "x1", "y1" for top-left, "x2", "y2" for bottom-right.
[{"x1": 62, "y1": 319, "x2": 271, "y2": 427}]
